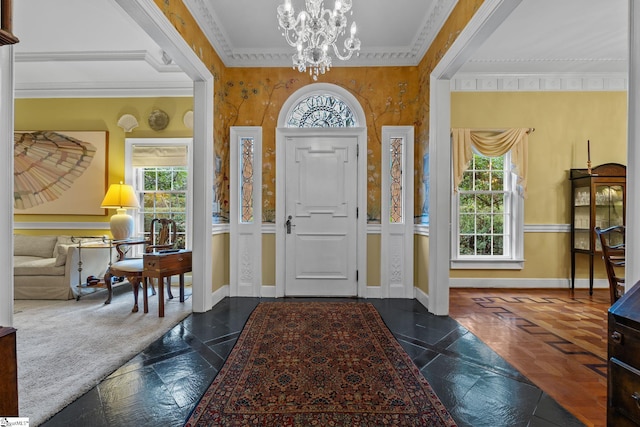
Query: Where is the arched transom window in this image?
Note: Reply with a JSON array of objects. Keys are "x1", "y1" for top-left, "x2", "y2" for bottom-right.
[{"x1": 286, "y1": 94, "x2": 357, "y2": 128}]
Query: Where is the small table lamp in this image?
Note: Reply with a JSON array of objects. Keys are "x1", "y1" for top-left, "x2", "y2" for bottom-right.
[{"x1": 101, "y1": 182, "x2": 139, "y2": 240}]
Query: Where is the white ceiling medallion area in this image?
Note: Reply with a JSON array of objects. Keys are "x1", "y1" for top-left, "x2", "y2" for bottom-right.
[{"x1": 182, "y1": 0, "x2": 457, "y2": 68}]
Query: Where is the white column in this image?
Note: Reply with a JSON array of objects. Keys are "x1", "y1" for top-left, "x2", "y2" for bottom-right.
[
  {"x1": 428, "y1": 78, "x2": 452, "y2": 315},
  {"x1": 0, "y1": 45, "x2": 15, "y2": 327},
  {"x1": 628, "y1": 0, "x2": 640, "y2": 289},
  {"x1": 114, "y1": 0, "x2": 216, "y2": 313},
  {"x1": 191, "y1": 79, "x2": 214, "y2": 312}
]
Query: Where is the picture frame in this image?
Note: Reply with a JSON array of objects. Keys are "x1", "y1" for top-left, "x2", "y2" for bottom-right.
[{"x1": 14, "y1": 131, "x2": 109, "y2": 215}]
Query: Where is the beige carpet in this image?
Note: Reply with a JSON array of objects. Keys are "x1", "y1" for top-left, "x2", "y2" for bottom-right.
[{"x1": 13, "y1": 283, "x2": 192, "y2": 426}]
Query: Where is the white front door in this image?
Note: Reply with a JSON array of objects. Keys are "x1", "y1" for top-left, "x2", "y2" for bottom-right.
[{"x1": 284, "y1": 135, "x2": 358, "y2": 296}]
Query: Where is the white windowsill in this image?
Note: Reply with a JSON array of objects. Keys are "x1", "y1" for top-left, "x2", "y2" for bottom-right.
[{"x1": 450, "y1": 258, "x2": 524, "y2": 270}]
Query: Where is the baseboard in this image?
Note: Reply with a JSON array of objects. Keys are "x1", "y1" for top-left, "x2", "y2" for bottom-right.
[
  {"x1": 211, "y1": 284, "x2": 229, "y2": 308},
  {"x1": 261, "y1": 285, "x2": 277, "y2": 298},
  {"x1": 414, "y1": 287, "x2": 429, "y2": 310},
  {"x1": 449, "y1": 277, "x2": 609, "y2": 289}
]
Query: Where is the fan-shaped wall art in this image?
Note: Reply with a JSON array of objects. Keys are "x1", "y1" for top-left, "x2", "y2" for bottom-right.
[{"x1": 14, "y1": 131, "x2": 108, "y2": 215}]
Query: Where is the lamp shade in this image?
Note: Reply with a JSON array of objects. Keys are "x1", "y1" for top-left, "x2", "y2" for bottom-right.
[
  {"x1": 101, "y1": 182, "x2": 139, "y2": 240},
  {"x1": 101, "y1": 182, "x2": 139, "y2": 209}
]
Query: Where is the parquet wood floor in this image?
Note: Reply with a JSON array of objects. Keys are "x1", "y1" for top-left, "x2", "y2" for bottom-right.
[{"x1": 449, "y1": 288, "x2": 610, "y2": 427}]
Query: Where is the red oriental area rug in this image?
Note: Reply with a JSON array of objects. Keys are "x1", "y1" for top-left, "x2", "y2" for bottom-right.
[{"x1": 185, "y1": 302, "x2": 457, "y2": 426}]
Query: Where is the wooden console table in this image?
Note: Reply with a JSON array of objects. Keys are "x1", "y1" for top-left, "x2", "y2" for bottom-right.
[{"x1": 142, "y1": 250, "x2": 192, "y2": 317}]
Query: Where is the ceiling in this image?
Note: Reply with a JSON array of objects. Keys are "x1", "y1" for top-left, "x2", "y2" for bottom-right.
[{"x1": 11, "y1": 0, "x2": 628, "y2": 98}]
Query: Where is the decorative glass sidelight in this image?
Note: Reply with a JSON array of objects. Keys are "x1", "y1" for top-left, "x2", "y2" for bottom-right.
[
  {"x1": 389, "y1": 137, "x2": 403, "y2": 223},
  {"x1": 240, "y1": 137, "x2": 254, "y2": 223},
  {"x1": 381, "y1": 126, "x2": 414, "y2": 298},
  {"x1": 287, "y1": 94, "x2": 356, "y2": 128}
]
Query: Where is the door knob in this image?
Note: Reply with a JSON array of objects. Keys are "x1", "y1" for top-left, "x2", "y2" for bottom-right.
[{"x1": 286, "y1": 215, "x2": 294, "y2": 234}]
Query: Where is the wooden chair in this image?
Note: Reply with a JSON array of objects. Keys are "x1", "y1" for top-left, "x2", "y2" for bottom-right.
[
  {"x1": 104, "y1": 218, "x2": 178, "y2": 312},
  {"x1": 595, "y1": 225, "x2": 625, "y2": 304}
]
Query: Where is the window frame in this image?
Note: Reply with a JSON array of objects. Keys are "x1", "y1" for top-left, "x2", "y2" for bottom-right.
[
  {"x1": 124, "y1": 138, "x2": 193, "y2": 251},
  {"x1": 450, "y1": 150, "x2": 524, "y2": 270},
  {"x1": 133, "y1": 165, "x2": 189, "y2": 247}
]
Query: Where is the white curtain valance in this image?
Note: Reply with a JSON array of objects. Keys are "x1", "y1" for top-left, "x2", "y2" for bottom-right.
[
  {"x1": 452, "y1": 128, "x2": 531, "y2": 197},
  {"x1": 131, "y1": 145, "x2": 188, "y2": 167}
]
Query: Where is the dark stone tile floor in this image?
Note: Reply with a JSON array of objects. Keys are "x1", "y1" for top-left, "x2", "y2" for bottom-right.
[{"x1": 41, "y1": 297, "x2": 584, "y2": 427}]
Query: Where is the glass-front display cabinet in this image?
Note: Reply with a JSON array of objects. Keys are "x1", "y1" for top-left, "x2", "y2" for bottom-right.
[{"x1": 570, "y1": 163, "x2": 626, "y2": 294}]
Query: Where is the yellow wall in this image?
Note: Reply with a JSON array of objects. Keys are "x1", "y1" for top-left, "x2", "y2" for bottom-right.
[
  {"x1": 367, "y1": 234, "x2": 381, "y2": 287},
  {"x1": 211, "y1": 233, "x2": 229, "y2": 291},
  {"x1": 263, "y1": 234, "x2": 276, "y2": 286},
  {"x1": 14, "y1": 97, "x2": 194, "y2": 228},
  {"x1": 451, "y1": 91, "x2": 627, "y2": 280},
  {"x1": 414, "y1": 234, "x2": 429, "y2": 293}
]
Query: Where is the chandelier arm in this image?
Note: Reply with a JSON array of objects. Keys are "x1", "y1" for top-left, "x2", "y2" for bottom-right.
[
  {"x1": 331, "y1": 43, "x2": 355, "y2": 61},
  {"x1": 283, "y1": 31, "x2": 301, "y2": 48}
]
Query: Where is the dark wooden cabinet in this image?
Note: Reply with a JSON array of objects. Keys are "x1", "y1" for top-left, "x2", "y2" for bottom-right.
[
  {"x1": 570, "y1": 163, "x2": 626, "y2": 294},
  {"x1": 608, "y1": 282, "x2": 640, "y2": 426},
  {"x1": 0, "y1": 326, "x2": 19, "y2": 416}
]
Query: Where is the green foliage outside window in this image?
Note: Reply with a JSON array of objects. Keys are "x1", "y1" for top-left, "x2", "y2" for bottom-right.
[
  {"x1": 140, "y1": 167, "x2": 188, "y2": 248},
  {"x1": 458, "y1": 154, "x2": 507, "y2": 256}
]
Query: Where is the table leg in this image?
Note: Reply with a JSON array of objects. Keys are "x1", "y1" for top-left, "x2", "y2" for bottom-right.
[
  {"x1": 159, "y1": 276, "x2": 165, "y2": 318},
  {"x1": 143, "y1": 277, "x2": 149, "y2": 314},
  {"x1": 179, "y1": 274, "x2": 185, "y2": 302},
  {"x1": 167, "y1": 276, "x2": 174, "y2": 299}
]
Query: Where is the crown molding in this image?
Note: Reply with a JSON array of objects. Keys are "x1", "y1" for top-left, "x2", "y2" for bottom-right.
[
  {"x1": 15, "y1": 80, "x2": 193, "y2": 99},
  {"x1": 183, "y1": 0, "x2": 233, "y2": 63},
  {"x1": 14, "y1": 49, "x2": 192, "y2": 98},
  {"x1": 16, "y1": 50, "x2": 182, "y2": 73},
  {"x1": 452, "y1": 72, "x2": 628, "y2": 92},
  {"x1": 412, "y1": 0, "x2": 458, "y2": 61},
  {"x1": 183, "y1": 0, "x2": 457, "y2": 68}
]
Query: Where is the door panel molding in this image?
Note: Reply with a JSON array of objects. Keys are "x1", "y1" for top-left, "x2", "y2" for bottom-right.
[
  {"x1": 276, "y1": 128, "x2": 367, "y2": 297},
  {"x1": 284, "y1": 134, "x2": 357, "y2": 296}
]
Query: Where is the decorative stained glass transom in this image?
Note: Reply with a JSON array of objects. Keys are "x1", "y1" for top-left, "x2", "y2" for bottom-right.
[
  {"x1": 240, "y1": 137, "x2": 254, "y2": 223},
  {"x1": 390, "y1": 137, "x2": 403, "y2": 223},
  {"x1": 287, "y1": 94, "x2": 356, "y2": 128}
]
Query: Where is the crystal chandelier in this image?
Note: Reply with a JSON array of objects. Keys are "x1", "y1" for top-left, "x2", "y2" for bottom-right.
[{"x1": 277, "y1": 0, "x2": 361, "y2": 80}]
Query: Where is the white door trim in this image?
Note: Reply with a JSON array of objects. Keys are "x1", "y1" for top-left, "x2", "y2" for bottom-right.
[
  {"x1": 428, "y1": 0, "x2": 524, "y2": 315},
  {"x1": 230, "y1": 127, "x2": 262, "y2": 297},
  {"x1": 628, "y1": 1, "x2": 640, "y2": 288},
  {"x1": 115, "y1": 0, "x2": 214, "y2": 313},
  {"x1": 1, "y1": 45, "x2": 15, "y2": 327},
  {"x1": 381, "y1": 126, "x2": 414, "y2": 298},
  {"x1": 124, "y1": 137, "x2": 194, "y2": 250},
  {"x1": 276, "y1": 127, "x2": 367, "y2": 297}
]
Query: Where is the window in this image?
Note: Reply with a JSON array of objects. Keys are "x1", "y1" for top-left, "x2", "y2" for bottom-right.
[
  {"x1": 125, "y1": 139, "x2": 192, "y2": 251},
  {"x1": 451, "y1": 151, "x2": 523, "y2": 269},
  {"x1": 286, "y1": 94, "x2": 357, "y2": 128},
  {"x1": 239, "y1": 137, "x2": 255, "y2": 223},
  {"x1": 134, "y1": 166, "x2": 188, "y2": 248}
]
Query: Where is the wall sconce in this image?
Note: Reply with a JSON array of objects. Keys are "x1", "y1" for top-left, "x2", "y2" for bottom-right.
[{"x1": 117, "y1": 114, "x2": 139, "y2": 132}]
